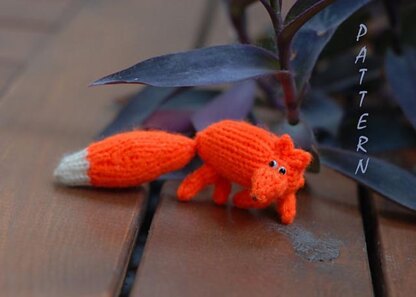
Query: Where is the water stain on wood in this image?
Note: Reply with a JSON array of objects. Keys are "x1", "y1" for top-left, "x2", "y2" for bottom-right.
[{"x1": 270, "y1": 223, "x2": 342, "y2": 262}]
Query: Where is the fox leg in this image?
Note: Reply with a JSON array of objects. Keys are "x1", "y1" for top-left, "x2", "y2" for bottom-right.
[
  {"x1": 276, "y1": 193, "x2": 296, "y2": 224},
  {"x1": 212, "y1": 177, "x2": 231, "y2": 205},
  {"x1": 177, "y1": 164, "x2": 218, "y2": 202}
]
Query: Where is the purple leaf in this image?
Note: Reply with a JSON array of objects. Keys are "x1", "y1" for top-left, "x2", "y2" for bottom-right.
[
  {"x1": 320, "y1": 146, "x2": 416, "y2": 211},
  {"x1": 280, "y1": 0, "x2": 335, "y2": 44},
  {"x1": 143, "y1": 110, "x2": 194, "y2": 133},
  {"x1": 159, "y1": 89, "x2": 218, "y2": 110},
  {"x1": 291, "y1": 0, "x2": 369, "y2": 89},
  {"x1": 191, "y1": 80, "x2": 256, "y2": 131},
  {"x1": 97, "y1": 86, "x2": 178, "y2": 138},
  {"x1": 285, "y1": 0, "x2": 331, "y2": 24},
  {"x1": 338, "y1": 109, "x2": 416, "y2": 153},
  {"x1": 92, "y1": 44, "x2": 280, "y2": 87},
  {"x1": 300, "y1": 91, "x2": 343, "y2": 137},
  {"x1": 385, "y1": 47, "x2": 416, "y2": 130},
  {"x1": 143, "y1": 89, "x2": 219, "y2": 133}
]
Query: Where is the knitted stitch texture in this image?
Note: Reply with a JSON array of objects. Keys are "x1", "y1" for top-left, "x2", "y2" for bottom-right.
[
  {"x1": 54, "y1": 130, "x2": 196, "y2": 188},
  {"x1": 88, "y1": 130, "x2": 196, "y2": 187},
  {"x1": 177, "y1": 120, "x2": 312, "y2": 224},
  {"x1": 54, "y1": 149, "x2": 90, "y2": 186},
  {"x1": 54, "y1": 120, "x2": 311, "y2": 224}
]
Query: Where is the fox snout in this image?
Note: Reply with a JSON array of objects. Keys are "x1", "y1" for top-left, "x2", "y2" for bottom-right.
[{"x1": 250, "y1": 167, "x2": 288, "y2": 206}]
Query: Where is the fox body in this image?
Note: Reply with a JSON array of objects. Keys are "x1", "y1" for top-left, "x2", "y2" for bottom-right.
[{"x1": 54, "y1": 120, "x2": 311, "y2": 224}]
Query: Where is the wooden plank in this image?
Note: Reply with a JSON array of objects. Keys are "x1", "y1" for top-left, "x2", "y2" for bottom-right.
[
  {"x1": 0, "y1": 62, "x2": 19, "y2": 94},
  {"x1": 131, "y1": 167, "x2": 373, "y2": 297},
  {"x1": 0, "y1": 0, "x2": 74, "y2": 30},
  {"x1": 372, "y1": 149, "x2": 416, "y2": 297},
  {"x1": 0, "y1": 0, "x2": 207, "y2": 296},
  {"x1": 0, "y1": 29, "x2": 48, "y2": 62},
  {"x1": 0, "y1": 0, "x2": 79, "y2": 97}
]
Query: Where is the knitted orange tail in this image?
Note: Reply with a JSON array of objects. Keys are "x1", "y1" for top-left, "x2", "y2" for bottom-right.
[{"x1": 54, "y1": 130, "x2": 196, "y2": 187}]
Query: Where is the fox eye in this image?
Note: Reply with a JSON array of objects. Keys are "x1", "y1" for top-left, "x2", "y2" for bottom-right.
[
  {"x1": 269, "y1": 160, "x2": 277, "y2": 168},
  {"x1": 278, "y1": 166, "x2": 287, "y2": 175}
]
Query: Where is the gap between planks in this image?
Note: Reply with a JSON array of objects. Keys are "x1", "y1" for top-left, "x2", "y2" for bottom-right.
[
  {"x1": 117, "y1": 0, "x2": 222, "y2": 295},
  {"x1": 0, "y1": 0, "x2": 210, "y2": 296},
  {"x1": 129, "y1": 167, "x2": 373, "y2": 297},
  {"x1": 359, "y1": 185, "x2": 388, "y2": 297}
]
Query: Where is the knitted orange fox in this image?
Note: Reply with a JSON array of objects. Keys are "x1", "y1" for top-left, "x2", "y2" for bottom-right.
[{"x1": 54, "y1": 120, "x2": 311, "y2": 224}]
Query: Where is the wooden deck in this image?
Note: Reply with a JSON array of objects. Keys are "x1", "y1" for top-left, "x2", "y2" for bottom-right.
[{"x1": 0, "y1": 1, "x2": 414, "y2": 296}]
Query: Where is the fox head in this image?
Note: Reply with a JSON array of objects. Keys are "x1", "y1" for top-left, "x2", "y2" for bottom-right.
[{"x1": 249, "y1": 134, "x2": 312, "y2": 206}]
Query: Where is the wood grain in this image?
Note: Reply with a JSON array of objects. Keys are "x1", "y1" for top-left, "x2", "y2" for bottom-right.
[
  {"x1": 0, "y1": 0, "x2": 79, "y2": 97},
  {"x1": 0, "y1": 62, "x2": 19, "y2": 94},
  {"x1": 0, "y1": 0, "x2": 207, "y2": 296},
  {"x1": 372, "y1": 149, "x2": 416, "y2": 297},
  {"x1": 0, "y1": 0, "x2": 74, "y2": 30},
  {"x1": 0, "y1": 29, "x2": 48, "y2": 62},
  {"x1": 131, "y1": 167, "x2": 373, "y2": 297}
]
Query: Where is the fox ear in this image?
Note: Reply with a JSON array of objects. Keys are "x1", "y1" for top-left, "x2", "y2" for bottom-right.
[
  {"x1": 274, "y1": 134, "x2": 294, "y2": 153},
  {"x1": 275, "y1": 134, "x2": 312, "y2": 171},
  {"x1": 288, "y1": 149, "x2": 312, "y2": 172}
]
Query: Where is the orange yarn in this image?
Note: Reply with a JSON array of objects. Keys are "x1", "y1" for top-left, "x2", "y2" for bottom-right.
[
  {"x1": 57, "y1": 120, "x2": 311, "y2": 224},
  {"x1": 87, "y1": 130, "x2": 196, "y2": 187},
  {"x1": 177, "y1": 120, "x2": 312, "y2": 224}
]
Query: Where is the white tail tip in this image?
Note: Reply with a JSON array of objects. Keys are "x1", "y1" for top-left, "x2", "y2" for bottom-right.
[{"x1": 54, "y1": 149, "x2": 90, "y2": 186}]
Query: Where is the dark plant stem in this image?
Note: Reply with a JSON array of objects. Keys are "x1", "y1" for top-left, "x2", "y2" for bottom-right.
[
  {"x1": 229, "y1": 9, "x2": 251, "y2": 44},
  {"x1": 277, "y1": 38, "x2": 290, "y2": 69},
  {"x1": 228, "y1": 2, "x2": 281, "y2": 109},
  {"x1": 382, "y1": 0, "x2": 402, "y2": 55},
  {"x1": 228, "y1": 1, "x2": 284, "y2": 109},
  {"x1": 259, "y1": 0, "x2": 282, "y2": 40},
  {"x1": 270, "y1": 0, "x2": 283, "y2": 31},
  {"x1": 277, "y1": 71, "x2": 299, "y2": 125},
  {"x1": 277, "y1": 37, "x2": 300, "y2": 125},
  {"x1": 270, "y1": 0, "x2": 279, "y2": 13},
  {"x1": 193, "y1": 0, "x2": 220, "y2": 48},
  {"x1": 259, "y1": 0, "x2": 300, "y2": 125}
]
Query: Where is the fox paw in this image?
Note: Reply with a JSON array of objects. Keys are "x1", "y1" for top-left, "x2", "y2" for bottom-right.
[
  {"x1": 280, "y1": 209, "x2": 295, "y2": 225},
  {"x1": 176, "y1": 183, "x2": 195, "y2": 202}
]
